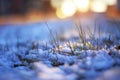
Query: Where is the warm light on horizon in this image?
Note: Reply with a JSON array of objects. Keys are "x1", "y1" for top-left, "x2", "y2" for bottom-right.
[
  {"x1": 106, "y1": 0, "x2": 117, "y2": 6},
  {"x1": 50, "y1": 0, "x2": 117, "y2": 18},
  {"x1": 74, "y1": 0, "x2": 89, "y2": 13},
  {"x1": 90, "y1": 0, "x2": 107, "y2": 13},
  {"x1": 51, "y1": 0, "x2": 63, "y2": 9},
  {"x1": 56, "y1": 8, "x2": 66, "y2": 19},
  {"x1": 61, "y1": 1, "x2": 76, "y2": 18}
]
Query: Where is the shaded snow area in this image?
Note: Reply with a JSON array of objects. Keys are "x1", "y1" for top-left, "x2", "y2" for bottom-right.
[{"x1": 0, "y1": 15, "x2": 120, "y2": 80}]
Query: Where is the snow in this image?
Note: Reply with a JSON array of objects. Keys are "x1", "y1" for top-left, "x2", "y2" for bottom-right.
[
  {"x1": 92, "y1": 50, "x2": 114, "y2": 70},
  {"x1": 97, "y1": 67, "x2": 120, "y2": 80},
  {"x1": 0, "y1": 14, "x2": 120, "y2": 80}
]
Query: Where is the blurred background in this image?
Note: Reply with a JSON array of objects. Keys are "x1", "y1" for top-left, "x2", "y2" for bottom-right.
[{"x1": 0, "y1": 0, "x2": 120, "y2": 24}]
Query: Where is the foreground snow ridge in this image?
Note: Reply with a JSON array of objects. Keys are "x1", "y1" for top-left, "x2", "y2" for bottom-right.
[{"x1": 0, "y1": 45, "x2": 120, "y2": 80}]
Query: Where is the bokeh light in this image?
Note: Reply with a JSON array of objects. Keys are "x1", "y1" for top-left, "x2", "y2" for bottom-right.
[
  {"x1": 50, "y1": 0, "x2": 118, "y2": 18},
  {"x1": 61, "y1": 0, "x2": 76, "y2": 18},
  {"x1": 90, "y1": 0, "x2": 107, "y2": 13},
  {"x1": 74, "y1": 0, "x2": 89, "y2": 13},
  {"x1": 106, "y1": 0, "x2": 117, "y2": 6},
  {"x1": 0, "y1": 0, "x2": 119, "y2": 24},
  {"x1": 51, "y1": 0, "x2": 63, "y2": 8},
  {"x1": 56, "y1": 8, "x2": 66, "y2": 19}
]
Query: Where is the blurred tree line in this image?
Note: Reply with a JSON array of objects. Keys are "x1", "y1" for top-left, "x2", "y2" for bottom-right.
[
  {"x1": 117, "y1": 0, "x2": 120, "y2": 11},
  {"x1": 0, "y1": 0, "x2": 120, "y2": 16},
  {"x1": 0, "y1": 0, "x2": 52, "y2": 16}
]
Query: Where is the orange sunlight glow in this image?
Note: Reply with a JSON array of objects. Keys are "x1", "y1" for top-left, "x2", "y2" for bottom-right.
[
  {"x1": 74, "y1": 0, "x2": 89, "y2": 13},
  {"x1": 61, "y1": 0, "x2": 76, "y2": 18},
  {"x1": 51, "y1": 0, "x2": 63, "y2": 9},
  {"x1": 51, "y1": 0, "x2": 117, "y2": 18},
  {"x1": 56, "y1": 8, "x2": 66, "y2": 19},
  {"x1": 90, "y1": 0, "x2": 107, "y2": 13},
  {"x1": 106, "y1": 0, "x2": 117, "y2": 6}
]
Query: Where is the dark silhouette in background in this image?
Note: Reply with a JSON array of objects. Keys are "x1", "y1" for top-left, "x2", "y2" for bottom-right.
[
  {"x1": 0, "y1": 0, "x2": 52, "y2": 16},
  {"x1": 117, "y1": 0, "x2": 120, "y2": 11}
]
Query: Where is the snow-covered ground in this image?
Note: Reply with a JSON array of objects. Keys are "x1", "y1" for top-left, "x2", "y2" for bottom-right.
[{"x1": 0, "y1": 14, "x2": 120, "y2": 80}]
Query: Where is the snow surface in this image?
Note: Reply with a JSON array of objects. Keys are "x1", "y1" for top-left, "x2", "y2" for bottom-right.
[{"x1": 0, "y1": 14, "x2": 120, "y2": 80}]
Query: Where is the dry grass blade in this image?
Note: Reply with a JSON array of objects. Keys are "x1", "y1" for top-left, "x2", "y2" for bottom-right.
[
  {"x1": 75, "y1": 23, "x2": 86, "y2": 46},
  {"x1": 45, "y1": 22, "x2": 60, "y2": 53},
  {"x1": 67, "y1": 40, "x2": 74, "y2": 55}
]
